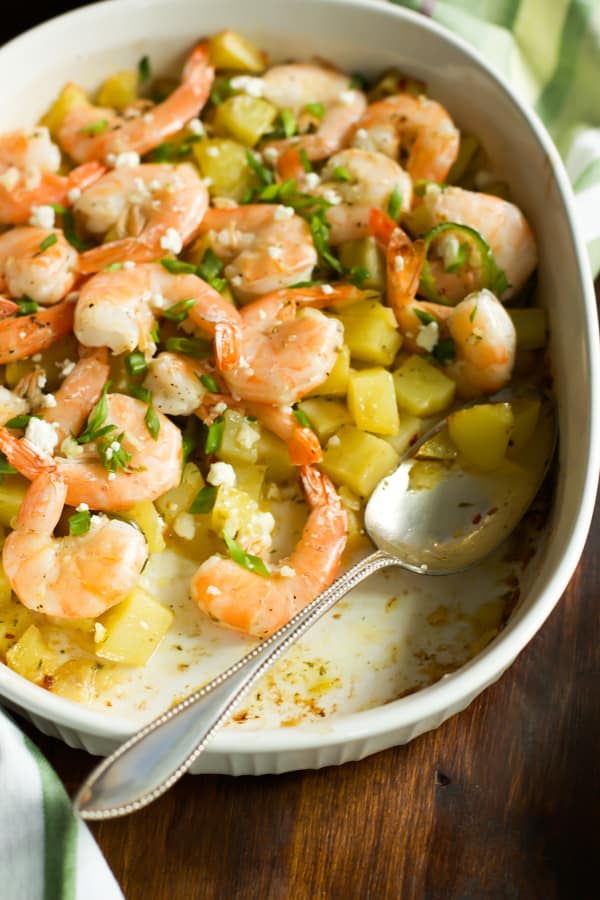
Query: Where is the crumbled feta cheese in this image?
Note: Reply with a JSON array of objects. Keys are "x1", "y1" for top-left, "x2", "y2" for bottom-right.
[
  {"x1": 273, "y1": 204, "x2": 294, "y2": 221},
  {"x1": 212, "y1": 401, "x2": 228, "y2": 415},
  {"x1": 279, "y1": 565, "x2": 296, "y2": 578},
  {"x1": 32, "y1": 354, "x2": 42, "y2": 362},
  {"x1": 59, "y1": 435, "x2": 84, "y2": 459},
  {"x1": 56, "y1": 358, "x2": 76, "y2": 377},
  {"x1": 263, "y1": 147, "x2": 280, "y2": 164},
  {"x1": 23, "y1": 166, "x2": 41, "y2": 190},
  {"x1": 229, "y1": 75, "x2": 265, "y2": 97},
  {"x1": 206, "y1": 146, "x2": 220, "y2": 158},
  {"x1": 202, "y1": 177, "x2": 213, "y2": 188},
  {"x1": 187, "y1": 117, "x2": 205, "y2": 135},
  {"x1": 207, "y1": 461, "x2": 236, "y2": 487},
  {"x1": 305, "y1": 172, "x2": 320, "y2": 190},
  {"x1": 394, "y1": 255, "x2": 405, "y2": 272},
  {"x1": 107, "y1": 472, "x2": 116, "y2": 481},
  {"x1": 327, "y1": 434, "x2": 341, "y2": 448},
  {"x1": 143, "y1": 113, "x2": 154, "y2": 124},
  {"x1": 28, "y1": 205, "x2": 55, "y2": 228},
  {"x1": 265, "y1": 482, "x2": 281, "y2": 501},
  {"x1": 67, "y1": 187, "x2": 81, "y2": 203},
  {"x1": 76, "y1": 502, "x2": 89, "y2": 512},
  {"x1": 267, "y1": 246, "x2": 283, "y2": 260},
  {"x1": 339, "y1": 90, "x2": 355, "y2": 105},
  {"x1": 236, "y1": 420, "x2": 260, "y2": 449},
  {"x1": 94, "y1": 622, "x2": 107, "y2": 643},
  {"x1": 0, "y1": 166, "x2": 20, "y2": 191},
  {"x1": 123, "y1": 260, "x2": 136, "y2": 271},
  {"x1": 104, "y1": 447, "x2": 114, "y2": 461},
  {"x1": 160, "y1": 227, "x2": 183, "y2": 255},
  {"x1": 320, "y1": 284, "x2": 334, "y2": 295},
  {"x1": 322, "y1": 189, "x2": 341, "y2": 205},
  {"x1": 354, "y1": 128, "x2": 368, "y2": 141},
  {"x1": 40, "y1": 393, "x2": 57, "y2": 408},
  {"x1": 36, "y1": 372, "x2": 47, "y2": 389},
  {"x1": 416, "y1": 320, "x2": 440, "y2": 352},
  {"x1": 206, "y1": 585, "x2": 221, "y2": 596},
  {"x1": 109, "y1": 440, "x2": 121, "y2": 452},
  {"x1": 424, "y1": 182, "x2": 442, "y2": 200},
  {"x1": 149, "y1": 179, "x2": 162, "y2": 192},
  {"x1": 24, "y1": 417, "x2": 58, "y2": 456},
  {"x1": 173, "y1": 512, "x2": 196, "y2": 540},
  {"x1": 112, "y1": 151, "x2": 141, "y2": 169}
]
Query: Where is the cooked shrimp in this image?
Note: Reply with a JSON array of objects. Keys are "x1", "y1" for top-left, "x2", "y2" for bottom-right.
[
  {"x1": 352, "y1": 94, "x2": 459, "y2": 183},
  {"x1": 221, "y1": 284, "x2": 366, "y2": 405},
  {"x1": 192, "y1": 466, "x2": 347, "y2": 637},
  {"x1": 0, "y1": 385, "x2": 29, "y2": 425},
  {"x1": 0, "y1": 393, "x2": 183, "y2": 511},
  {"x1": 260, "y1": 63, "x2": 366, "y2": 162},
  {"x1": 74, "y1": 262, "x2": 243, "y2": 366},
  {"x1": 142, "y1": 351, "x2": 208, "y2": 417},
  {"x1": 376, "y1": 214, "x2": 515, "y2": 397},
  {"x1": 409, "y1": 184, "x2": 537, "y2": 300},
  {"x1": 76, "y1": 163, "x2": 208, "y2": 272},
  {"x1": 38, "y1": 348, "x2": 110, "y2": 444},
  {"x1": 58, "y1": 43, "x2": 214, "y2": 163},
  {"x1": 0, "y1": 297, "x2": 75, "y2": 364},
  {"x1": 0, "y1": 126, "x2": 104, "y2": 225},
  {"x1": 2, "y1": 470, "x2": 147, "y2": 618},
  {"x1": 0, "y1": 227, "x2": 78, "y2": 304},
  {"x1": 197, "y1": 205, "x2": 318, "y2": 303},
  {"x1": 0, "y1": 297, "x2": 19, "y2": 318}
]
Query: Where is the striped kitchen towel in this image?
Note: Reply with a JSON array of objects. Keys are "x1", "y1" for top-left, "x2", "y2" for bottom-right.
[
  {"x1": 0, "y1": 709, "x2": 123, "y2": 900},
  {"x1": 393, "y1": 0, "x2": 600, "y2": 274}
]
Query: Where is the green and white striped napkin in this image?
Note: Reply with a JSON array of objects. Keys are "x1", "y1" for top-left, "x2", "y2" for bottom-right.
[
  {"x1": 0, "y1": 3, "x2": 597, "y2": 898},
  {"x1": 393, "y1": 0, "x2": 600, "y2": 274},
  {"x1": 0, "y1": 710, "x2": 123, "y2": 900}
]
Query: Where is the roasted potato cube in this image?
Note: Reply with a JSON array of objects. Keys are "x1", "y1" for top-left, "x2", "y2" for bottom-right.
[
  {"x1": 256, "y1": 430, "x2": 296, "y2": 482},
  {"x1": 321, "y1": 425, "x2": 399, "y2": 497},
  {"x1": 216, "y1": 409, "x2": 261, "y2": 465},
  {"x1": 213, "y1": 95, "x2": 277, "y2": 146},
  {"x1": 96, "y1": 70, "x2": 138, "y2": 110},
  {"x1": 121, "y1": 500, "x2": 166, "y2": 553},
  {"x1": 193, "y1": 138, "x2": 255, "y2": 201},
  {"x1": 309, "y1": 345, "x2": 351, "y2": 397},
  {"x1": 0, "y1": 476, "x2": 28, "y2": 528},
  {"x1": 393, "y1": 355, "x2": 456, "y2": 416},
  {"x1": 448, "y1": 402, "x2": 514, "y2": 472},
  {"x1": 381, "y1": 414, "x2": 423, "y2": 455},
  {"x1": 5, "y1": 625, "x2": 59, "y2": 683},
  {"x1": 337, "y1": 300, "x2": 402, "y2": 366},
  {"x1": 50, "y1": 658, "x2": 100, "y2": 704},
  {"x1": 338, "y1": 237, "x2": 386, "y2": 290},
  {"x1": 39, "y1": 82, "x2": 90, "y2": 138},
  {"x1": 347, "y1": 368, "x2": 399, "y2": 435},
  {"x1": 96, "y1": 587, "x2": 173, "y2": 666},
  {"x1": 209, "y1": 30, "x2": 267, "y2": 72},
  {"x1": 0, "y1": 596, "x2": 33, "y2": 656},
  {"x1": 155, "y1": 462, "x2": 204, "y2": 525},
  {"x1": 297, "y1": 398, "x2": 352, "y2": 443}
]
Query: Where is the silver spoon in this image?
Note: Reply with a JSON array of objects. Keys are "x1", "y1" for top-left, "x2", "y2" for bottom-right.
[{"x1": 74, "y1": 389, "x2": 555, "y2": 820}]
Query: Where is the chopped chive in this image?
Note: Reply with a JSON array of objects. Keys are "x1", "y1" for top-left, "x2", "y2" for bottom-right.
[
  {"x1": 145, "y1": 404, "x2": 160, "y2": 440},
  {"x1": 189, "y1": 484, "x2": 218, "y2": 515},
  {"x1": 182, "y1": 416, "x2": 202, "y2": 466},
  {"x1": 149, "y1": 142, "x2": 177, "y2": 163},
  {"x1": 5, "y1": 414, "x2": 32, "y2": 429},
  {"x1": 205, "y1": 416, "x2": 224, "y2": 454},
  {"x1": 176, "y1": 135, "x2": 203, "y2": 157},
  {"x1": 62, "y1": 210, "x2": 92, "y2": 252},
  {"x1": 39, "y1": 233, "x2": 58, "y2": 252},
  {"x1": 305, "y1": 102, "x2": 325, "y2": 119},
  {"x1": 129, "y1": 384, "x2": 152, "y2": 404},
  {"x1": 50, "y1": 203, "x2": 67, "y2": 215},
  {"x1": 97, "y1": 431, "x2": 132, "y2": 473},
  {"x1": 77, "y1": 382, "x2": 114, "y2": 445},
  {"x1": 125, "y1": 351, "x2": 147, "y2": 376},
  {"x1": 387, "y1": 185, "x2": 403, "y2": 221},
  {"x1": 15, "y1": 297, "x2": 39, "y2": 316},
  {"x1": 288, "y1": 279, "x2": 323, "y2": 288},
  {"x1": 165, "y1": 336, "x2": 212, "y2": 359},
  {"x1": 281, "y1": 109, "x2": 297, "y2": 138},
  {"x1": 138, "y1": 55, "x2": 151, "y2": 84},
  {"x1": 298, "y1": 148, "x2": 312, "y2": 173},
  {"x1": 160, "y1": 257, "x2": 197, "y2": 275},
  {"x1": 69, "y1": 510, "x2": 91, "y2": 536},
  {"x1": 210, "y1": 77, "x2": 234, "y2": 106},
  {"x1": 197, "y1": 248, "x2": 226, "y2": 292},
  {"x1": 332, "y1": 166, "x2": 350, "y2": 182},
  {"x1": 79, "y1": 119, "x2": 109, "y2": 136},
  {"x1": 163, "y1": 297, "x2": 196, "y2": 322},
  {"x1": 349, "y1": 72, "x2": 368, "y2": 90},
  {"x1": 246, "y1": 150, "x2": 274, "y2": 186},
  {"x1": 310, "y1": 213, "x2": 343, "y2": 273},
  {"x1": 469, "y1": 302, "x2": 479, "y2": 322},
  {"x1": 432, "y1": 338, "x2": 456, "y2": 364},
  {"x1": 293, "y1": 407, "x2": 312, "y2": 429},
  {"x1": 200, "y1": 374, "x2": 220, "y2": 393},
  {"x1": 348, "y1": 266, "x2": 370, "y2": 288},
  {"x1": 222, "y1": 529, "x2": 270, "y2": 577},
  {"x1": 414, "y1": 308, "x2": 436, "y2": 326}
]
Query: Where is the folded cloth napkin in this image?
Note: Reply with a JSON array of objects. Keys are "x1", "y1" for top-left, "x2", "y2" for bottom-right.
[
  {"x1": 0, "y1": 3, "x2": 598, "y2": 898},
  {"x1": 392, "y1": 0, "x2": 600, "y2": 275},
  {"x1": 0, "y1": 709, "x2": 123, "y2": 900}
]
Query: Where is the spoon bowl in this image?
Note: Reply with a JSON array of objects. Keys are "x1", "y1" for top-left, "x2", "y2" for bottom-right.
[{"x1": 74, "y1": 388, "x2": 555, "y2": 820}]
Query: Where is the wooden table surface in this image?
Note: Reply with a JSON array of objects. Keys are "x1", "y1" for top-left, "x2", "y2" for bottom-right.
[{"x1": 4, "y1": 4, "x2": 600, "y2": 898}]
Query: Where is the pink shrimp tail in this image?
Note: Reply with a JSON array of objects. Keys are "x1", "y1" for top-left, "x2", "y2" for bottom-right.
[
  {"x1": 288, "y1": 427, "x2": 323, "y2": 465},
  {"x1": 78, "y1": 236, "x2": 157, "y2": 273},
  {"x1": 214, "y1": 322, "x2": 242, "y2": 369},
  {"x1": 0, "y1": 297, "x2": 19, "y2": 318},
  {"x1": 67, "y1": 161, "x2": 106, "y2": 192},
  {"x1": 0, "y1": 427, "x2": 55, "y2": 481}
]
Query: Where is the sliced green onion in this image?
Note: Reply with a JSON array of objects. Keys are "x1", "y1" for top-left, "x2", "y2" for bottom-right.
[
  {"x1": 14, "y1": 297, "x2": 39, "y2": 316},
  {"x1": 50, "y1": 204, "x2": 67, "y2": 215},
  {"x1": 349, "y1": 73, "x2": 368, "y2": 90},
  {"x1": 38, "y1": 233, "x2": 58, "y2": 253},
  {"x1": 129, "y1": 384, "x2": 152, "y2": 404},
  {"x1": 293, "y1": 407, "x2": 312, "y2": 429},
  {"x1": 348, "y1": 266, "x2": 370, "y2": 288},
  {"x1": 200, "y1": 374, "x2": 220, "y2": 393},
  {"x1": 150, "y1": 320, "x2": 161, "y2": 344},
  {"x1": 197, "y1": 248, "x2": 226, "y2": 292},
  {"x1": 387, "y1": 185, "x2": 403, "y2": 221},
  {"x1": 97, "y1": 431, "x2": 132, "y2": 473},
  {"x1": 288, "y1": 279, "x2": 323, "y2": 288},
  {"x1": 145, "y1": 404, "x2": 160, "y2": 440},
  {"x1": 432, "y1": 339, "x2": 456, "y2": 364},
  {"x1": 182, "y1": 417, "x2": 202, "y2": 466},
  {"x1": 77, "y1": 382, "x2": 114, "y2": 444},
  {"x1": 138, "y1": 55, "x2": 151, "y2": 84},
  {"x1": 222, "y1": 529, "x2": 270, "y2": 577},
  {"x1": 281, "y1": 109, "x2": 297, "y2": 138},
  {"x1": 189, "y1": 484, "x2": 218, "y2": 515},
  {"x1": 163, "y1": 298, "x2": 196, "y2": 322},
  {"x1": 205, "y1": 417, "x2": 224, "y2": 454},
  {"x1": 310, "y1": 214, "x2": 343, "y2": 273},
  {"x1": 165, "y1": 336, "x2": 212, "y2": 359},
  {"x1": 246, "y1": 150, "x2": 274, "y2": 186},
  {"x1": 61, "y1": 210, "x2": 92, "y2": 252},
  {"x1": 210, "y1": 78, "x2": 234, "y2": 106},
  {"x1": 332, "y1": 166, "x2": 350, "y2": 182},
  {"x1": 125, "y1": 351, "x2": 148, "y2": 376},
  {"x1": 5, "y1": 415, "x2": 32, "y2": 429},
  {"x1": 69, "y1": 510, "x2": 91, "y2": 536},
  {"x1": 305, "y1": 102, "x2": 325, "y2": 119},
  {"x1": 160, "y1": 257, "x2": 196, "y2": 275},
  {"x1": 414, "y1": 308, "x2": 436, "y2": 326},
  {"x1": 149, "y1": 142, "x2": 177, "y2": 163},
  {"x1": 79, "y1": 119, "x2": 109, "y2": 136},
  {"x1": 298, "y1": 148, "x2": 312, "y2": 173},
  {"x1": 469, "y1": 301, "x2": 479, "y2": 323}
]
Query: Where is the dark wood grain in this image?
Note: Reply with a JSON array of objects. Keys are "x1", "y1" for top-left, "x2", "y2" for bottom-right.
[{"x1": 5, "y1": 4, "x2": 600, "y2": 899}]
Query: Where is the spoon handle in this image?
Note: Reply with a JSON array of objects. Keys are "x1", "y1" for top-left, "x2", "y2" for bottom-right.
[{"x1": 75, "y1": 548, "x2": 400, "y2": 820}]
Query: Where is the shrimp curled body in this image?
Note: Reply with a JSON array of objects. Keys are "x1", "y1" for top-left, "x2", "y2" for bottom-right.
[
  {"x1": 0, "y1": 226, "x2": 78, "y2": 305},
  {"x1": 2, "y1": 471, "x2": 147, "y2": 618},
  {"x1": 192, "y1": 466, "x2": 348, "y2": 637}
]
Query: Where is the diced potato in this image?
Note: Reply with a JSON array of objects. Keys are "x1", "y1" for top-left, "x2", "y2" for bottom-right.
[
  {"x1": 408, "y1": 460, "x2": 448, "y2": 491},
  {"x1": 210, "y1": 484, "x2": 256, "y2": 539},
  {"x1": 213, "y1": 95, "x2": 277, "y2": 147},
  {"x1": 257, "y1": 430, "x2": 296, "y2": 482},
  {"x1": 338, "y1": 237, "x2": 386, "y2": 290},
  {"x1": 193, "y1": 138, "x2": 255, "y2": 201},
  {"x1": 96, "y1": 587, "x2": 173, "y2": 666},
  {"x1": 155, "y1": 462, "x2": 204, "y2": 525},
  {"x1": 50, "y1": 658, "x2": 100, "y2": 704},
  {"x1": 209, "y1": 30, "x2": 267, "y2": 72},
  {"x1": 347, "y1": 368, "x2": 399, "y2": 435},
  {"x1": 96, "y1": 69, "x2": 138, "y2": 110},
  {"x1": 507, "y1": 397, "x2": 541, "y2": 458},
  {"x1": 5, "y1": 625, "x2": 59, "y2": 683},
  {"x1": 216, "y1": 409, "x2": 261, "y2": 465},
  {"x1": 297, "y1": 398, "x2": 352, "y2": 442},
  {"x1": 309, "y1": 345, "x2": 351, "y2": 397},
  {"x1": 381, "y1": 413, "x2": 423, "y2": 455},
  {"x1": 321, "y1": 425, "x2": 399, "y2": 497},
  {"x1": 448, "y1": 402, "x2": 514, "y2": 472},
  {"x1": 393, "y1": 355, "x2": 456, "y2": 416},
  {"x1": 337, "y1": 300, "x2": 402, "y2": 366},
  {"x1": 121, "y1": 500, "x2": 166, "y2": 554},
  {"x1": 39, "y1": 82, "x2": 90, "y2": 138},
  {"x1": 5, "y1": 334, "x2": 79, "y2": 391},
  {"x1": 508, "y1": 308, "x2": 548, "y2": 350},
  {"x1": 234, "y1": 463, "x2": 266, "y2": 501},
  {"x1": 0, "y1": 476, "x2": 28, "y2": 528},
  {"x1": 0, "y1": 562, "x2": 11, "y2": 606},
  {"x1": 416, "y1": 426, "x2": 457, "y2": 460},
  {"x1": 0, "y1": 596, "x2": 33, "y2": 656}
]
